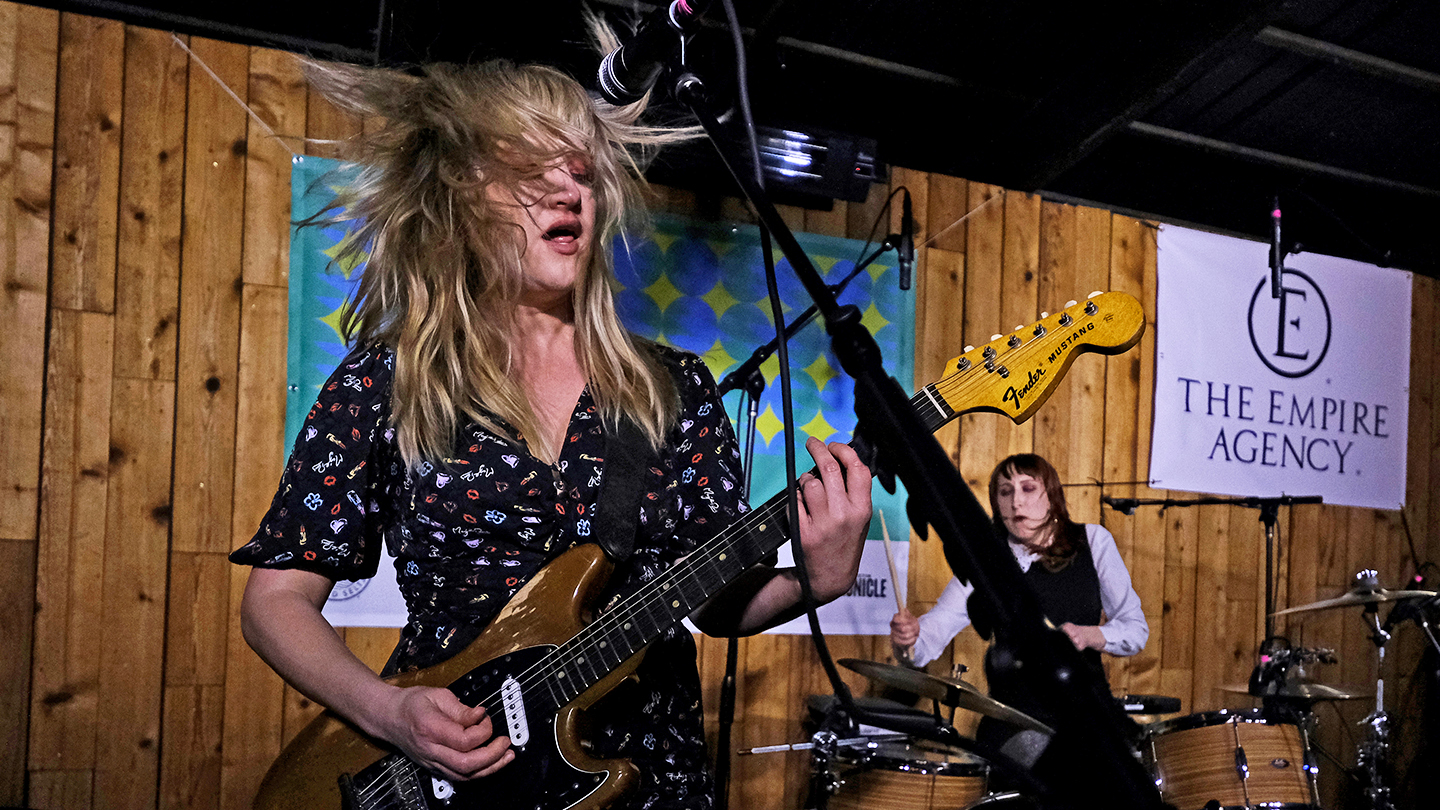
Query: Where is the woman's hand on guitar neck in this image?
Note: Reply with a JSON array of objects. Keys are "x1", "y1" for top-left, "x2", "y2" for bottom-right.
[
  {"x1": 693, "y1": 437, "x2": 872, "y2": 636},
  {"x1": 793, "y1": 437, "x2": 872, "y2": 602},
  {"x1": 368, "y1": 684, "x2": 514, "y2": 782}
]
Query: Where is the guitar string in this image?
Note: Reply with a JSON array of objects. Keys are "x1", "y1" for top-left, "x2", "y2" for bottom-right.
[
  {"x1": 359, "y1": 296, "x2": 1131, "y2": 790},
  {"x1": 434, "y1": 297, "x2": 1104, "y2": 723},
  {"x1": 493, "y1": 486, "x2": 795, "y2": 709},
  {"x1": 353, "y1": 752, "x2": 419, "y2": 806}
]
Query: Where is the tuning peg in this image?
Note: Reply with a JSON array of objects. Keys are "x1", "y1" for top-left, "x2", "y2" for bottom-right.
[
  {"x1": 1088, "y1": 290, "x2": 1102, "y2": 298},
  {"x1": 1065, "y1": 300, "x2": 1077, "y2": 308},
  {"x1": 990, "y1": 334, "x2": 1002, "y2": 341}
]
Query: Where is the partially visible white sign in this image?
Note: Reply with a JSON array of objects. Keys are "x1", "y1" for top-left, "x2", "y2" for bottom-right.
[
  {"x1": 1149, "y1": 226, "x2": 1411, "y2": 510},
  {"x1": 764, "y1": 539, "x2": 909, "y2": 635},
  {"x1": 322, "y1": 544, "x2": 409, "y2": 628}
]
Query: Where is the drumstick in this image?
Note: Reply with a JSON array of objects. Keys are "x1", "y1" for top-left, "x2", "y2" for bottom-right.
[
  {"x1": 879, "y1": 510, "x2": 916, "y2": 662},
  {"x1": 879, "y1": 509, "x2": 905, "y2": 613}
]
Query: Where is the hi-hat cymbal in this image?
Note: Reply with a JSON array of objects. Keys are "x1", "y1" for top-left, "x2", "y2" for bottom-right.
[
  {"x1": 1272, "y1": 586, "x2": 1436, "y2": 616},
  {"x1": 1219, "y1": 680, "x2": 1372, "y2": 700},
  {"x1": 838, "y1": 658, "x2": 1055, "y2": 735}
]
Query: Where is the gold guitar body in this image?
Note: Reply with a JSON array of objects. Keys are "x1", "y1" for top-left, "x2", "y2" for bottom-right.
[{"x1": 253, "y1": 544, "x2": 642, "y2": 810}]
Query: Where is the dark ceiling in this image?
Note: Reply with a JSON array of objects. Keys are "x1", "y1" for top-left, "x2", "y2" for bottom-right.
[{"x1": 48, "y1": 0, "x2": 1440, "y2": 277}]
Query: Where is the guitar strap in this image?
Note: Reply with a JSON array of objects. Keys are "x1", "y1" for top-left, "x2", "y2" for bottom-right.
[{"x1": 594, "y1": 414, "x2": 656, "y2": 565}]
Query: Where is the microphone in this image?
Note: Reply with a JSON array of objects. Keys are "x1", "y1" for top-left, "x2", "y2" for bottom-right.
[
  {"x1": 897, "y1": 189, "x2": 914, "y2": 291},
  {"x1": 1102, "y1": 497, "x2": 1138, "y2": 516},
  {"x1": 1269, "y1": 196, "x2": 1282, "y2": 299},
  {"x1": 596, "y1": 1, "x2": 706, "y2": 105}
]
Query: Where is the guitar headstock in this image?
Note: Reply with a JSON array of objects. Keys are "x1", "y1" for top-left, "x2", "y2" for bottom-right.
[{"x1": 932, "y1": 291, "x2": 1145, "y2": 423}]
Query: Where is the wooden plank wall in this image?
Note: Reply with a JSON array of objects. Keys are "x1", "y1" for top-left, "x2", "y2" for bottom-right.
[{"x1": 2, "y1": 5, "x2": 1436, "y2": 808}]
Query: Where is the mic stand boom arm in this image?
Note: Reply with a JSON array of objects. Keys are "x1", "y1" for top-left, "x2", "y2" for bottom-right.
[
  {"x1": 671, "y1": 71, "x2": 1162, "y2": 808},
  {"x1": 1103, "y1": 494, "x2": 1322, "y2": 639}
]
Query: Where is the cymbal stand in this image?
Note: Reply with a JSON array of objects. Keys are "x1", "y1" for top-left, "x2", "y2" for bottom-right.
[{"x1": 1357, "y1": 587, "x2": 1394, "y2": 810}]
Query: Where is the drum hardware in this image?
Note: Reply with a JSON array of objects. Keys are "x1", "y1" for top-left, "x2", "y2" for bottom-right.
[
  {"x1": 1271, "y1": 569, "x2": 1440, "y2": 810},
  {"x1": 1117, "y1": 694, "x2": 1182, "y2": 715},
  {"x1": 816, "y1": 737, "x2": 991, "y2": 810},
  {"x1": 738, "y1": 732, "x2": 911, "y2": 756},
  {"x1": 838, "y1": 658, "x2": 1055, "y2": 736},
  {"x1": 790, "y1": 693, "x2": 995, "y2": 810}
]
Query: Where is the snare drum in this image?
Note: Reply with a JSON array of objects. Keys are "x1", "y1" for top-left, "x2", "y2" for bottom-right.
[
  {"x1": 828, "y1": 739, "x2": 989, "y2": 810},
  {"x1": 1143, "y1": 709, "x2": 1318, "y2": 809}
]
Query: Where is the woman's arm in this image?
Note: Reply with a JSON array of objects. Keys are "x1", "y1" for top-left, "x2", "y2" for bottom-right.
[
  {"x1": 239, "y1": 567, "x2": 513, "y2": 781},
  {"x1": 903, "y1": 577, "x2": 977, "y2": 666},
  {"x1": 1085, "y1": 523, "x2": 1149, "y2": 656}
]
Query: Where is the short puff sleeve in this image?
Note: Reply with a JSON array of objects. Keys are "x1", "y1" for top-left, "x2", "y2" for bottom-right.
[{"x1": 229, "y1": 345, "x2": 401, "y2": 582}]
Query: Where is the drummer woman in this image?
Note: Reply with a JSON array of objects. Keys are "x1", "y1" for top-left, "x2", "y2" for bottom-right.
[{"x1": 890, "y1": 453, "x2": 1147, "y2": 743}]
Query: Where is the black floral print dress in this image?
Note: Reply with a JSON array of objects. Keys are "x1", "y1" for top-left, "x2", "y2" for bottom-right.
[{"x1": 231, "y1": 343, "x2": 748, "y2": 809}]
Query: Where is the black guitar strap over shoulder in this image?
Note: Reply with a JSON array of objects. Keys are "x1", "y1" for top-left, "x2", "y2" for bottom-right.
[{"x1": 594, "y1": 415, "x2": 656, "y2": 565}]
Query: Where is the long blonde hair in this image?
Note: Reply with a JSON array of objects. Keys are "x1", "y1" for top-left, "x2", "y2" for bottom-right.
[{"x1": 302, "y1": 54, "x2": 693, "y2": 467}]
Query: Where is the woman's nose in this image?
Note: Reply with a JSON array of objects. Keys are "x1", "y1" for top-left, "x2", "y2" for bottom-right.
[{"x1": 545, "y1": 167, "x2": 581, "y2": 207}]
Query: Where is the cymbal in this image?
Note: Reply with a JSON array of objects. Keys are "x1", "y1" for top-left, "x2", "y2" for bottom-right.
[
  {"x1": 1219, "y1": 680, "x2": 1373, "y2": 701},
  {"x1": 838, "y1": 658, "x2": 1055, "y2": 735},
  {"x1": 1272, "y1": 586, "x2": 1436, "y2": 616}
]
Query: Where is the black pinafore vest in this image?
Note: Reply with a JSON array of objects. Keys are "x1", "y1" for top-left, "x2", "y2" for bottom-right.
[{"x1": 981, "y1": 531, "x2": 1107, "y2": 739}]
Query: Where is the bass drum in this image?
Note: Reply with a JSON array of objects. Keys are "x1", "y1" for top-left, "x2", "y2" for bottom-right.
[
  {"x1": 1143, "y1": 708, "x2": 1319, "y2": 809},
  {"x1": 828, "y1": 738, "x2": 989, "y2": 810}
]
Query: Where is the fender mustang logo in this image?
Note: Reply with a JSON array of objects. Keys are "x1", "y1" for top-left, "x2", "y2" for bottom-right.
[
  {"x1": 1003, "y1": 367, "x2": 1046, "y2": 411},
  {"x1": 1046, "y1": 321, "x2": 1095, "y2": 364},
  {"x1": 1002, "y1": 320, "x2": 1098, "y2": 411}
]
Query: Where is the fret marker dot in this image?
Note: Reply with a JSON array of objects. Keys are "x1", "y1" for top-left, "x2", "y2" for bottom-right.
[
  {"x1": 599, "y1": 641, "x2": 607, "y2": 647},
  {"x1": 557, "y1": 672, "x2": 566, "y2": 679},
  {"x1": 719, "y1": 553, "x2": 726, "y2": 561},
  {"x1": 760, "y1": 524, "x2": 767, "y2": 531},
  {"x1": 672, "y1": 600, "x2": 680, "y2": 608},
  {"x1": 624, "y1": 622, "x2": 632, "y2": 630},
  {"x1": 577, "y1": 657, "x2": 584, "y2": 664},
  {"x1": 662, "y1": 583, "x2": 669, "y2": 590}
]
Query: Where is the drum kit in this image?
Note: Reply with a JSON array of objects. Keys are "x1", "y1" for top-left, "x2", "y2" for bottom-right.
[{"x1": 739, "y1": 569, "x2": 1437, "y2": 810}]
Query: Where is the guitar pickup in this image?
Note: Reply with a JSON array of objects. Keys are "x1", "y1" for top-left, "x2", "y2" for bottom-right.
[{"x1": 501, "y1": 675, "x2": 530, "y2": 747}]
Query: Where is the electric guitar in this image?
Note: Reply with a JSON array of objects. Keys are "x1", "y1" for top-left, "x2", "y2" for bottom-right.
[{"x1": 252, "y1": 291, "x2": 1146, "y2": 810}]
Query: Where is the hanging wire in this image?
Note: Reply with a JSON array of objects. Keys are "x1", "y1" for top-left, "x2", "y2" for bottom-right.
[{"x1": 170, "y1": 33, "x2": 302, "y2": 161}]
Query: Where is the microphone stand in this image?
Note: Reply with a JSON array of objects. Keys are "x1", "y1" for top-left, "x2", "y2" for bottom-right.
[
  {"x1": 671, "y1": 68, "x2": 1162, "y2": 808},
  {"x1": 1102, "y1": 494, "x2": 1323, "y2": 639},
  {"x1": 713, "y1": 239, "x2": 894, "y2": 806},
  {"x1": 713, "y1": 366, "x2": 763, "y2": 809}
]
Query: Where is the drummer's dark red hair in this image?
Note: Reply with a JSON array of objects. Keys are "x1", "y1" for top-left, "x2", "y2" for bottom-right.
[{"x1": 988, "y1": 453, "x2": 1087, "y2": 568}]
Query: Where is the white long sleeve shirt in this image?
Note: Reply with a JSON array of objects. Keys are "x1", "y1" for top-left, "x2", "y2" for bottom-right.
[{"x1": 906, "y1": 523, "x2": 1148, "y2": 667}]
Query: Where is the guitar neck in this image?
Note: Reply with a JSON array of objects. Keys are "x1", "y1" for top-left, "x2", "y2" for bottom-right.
[{"x1": 536, "y1": 384, "x2": 949, "y2": 709}]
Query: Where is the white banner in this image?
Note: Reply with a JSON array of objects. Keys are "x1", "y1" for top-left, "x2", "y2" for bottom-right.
[{"x1": 1149, "y1": 226, "x2": 1411, "y2": 510}]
